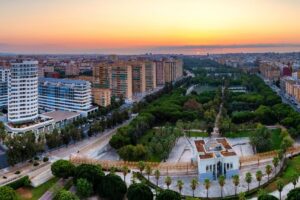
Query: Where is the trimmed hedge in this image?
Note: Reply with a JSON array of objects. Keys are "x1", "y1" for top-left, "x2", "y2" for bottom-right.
[{"x1": 6, "y1": 176, "x2": 31, "y2": 190}]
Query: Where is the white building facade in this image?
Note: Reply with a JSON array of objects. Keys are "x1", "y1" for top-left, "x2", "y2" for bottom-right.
[
  {"x1": 38, "y1": 78, "x2": 96, "y2": 116},
  {"x1": 8, "y1": 61, "x2": 39, "y2": 123},
  {"x1": 0, "y1": 68, "x2": 10, "y2": 108},
  {"x1": 193, "y1": 138, "x2": 240, "y2": 181}
]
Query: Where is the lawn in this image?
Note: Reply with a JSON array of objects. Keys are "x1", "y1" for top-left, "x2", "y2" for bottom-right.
[
  {"x1": 17, "y1": 177, "x2": 59, "y2": 200},
  {"x1": 225, "y1": 128, "x2": 283, "y2": 150},
  {"x1": 193, "y1": 85, "x2": 216, "y2": 94},
  {"x1": 187, "y1": 131, "x2": 208, "y2": 137},
  {"x1": 265, "y1": 155, "x2": 300, "y2": 192},
  {"x1": 270, "y1": 128, "x2": 283, "y2": 150},
  {"x1": 224, "y1": 130, "x2": 255, "y2": 138}
]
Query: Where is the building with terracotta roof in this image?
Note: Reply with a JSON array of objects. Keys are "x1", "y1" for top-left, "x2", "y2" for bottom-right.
[{"x1": 192, "y1": 138, "x2": 239, "y2": 181}]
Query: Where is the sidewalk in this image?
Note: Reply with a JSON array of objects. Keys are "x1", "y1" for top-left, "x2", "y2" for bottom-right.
[{"x1": 250, "y1": 179, "x2": 300, "y2": 200}]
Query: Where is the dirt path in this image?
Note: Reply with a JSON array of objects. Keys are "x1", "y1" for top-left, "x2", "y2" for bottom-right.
[{"x1": 211, "y1": 86, "x2": 224, "y2": 137}]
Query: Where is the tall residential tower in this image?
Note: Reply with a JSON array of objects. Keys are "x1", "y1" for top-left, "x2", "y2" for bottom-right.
[{"x1": 8, "y1": 61, "x2": 39, "y2": 124}]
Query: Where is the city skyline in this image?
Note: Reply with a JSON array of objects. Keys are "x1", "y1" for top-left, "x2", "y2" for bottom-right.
[{"x1": 1, "y1": 0, "x2": 300, "y2": 54}]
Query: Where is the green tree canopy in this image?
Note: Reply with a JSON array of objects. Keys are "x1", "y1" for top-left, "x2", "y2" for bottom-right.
[
  {"x1": 74, "y1": 164, "x2": 104, "y2": 188},
  {"x1": 76, "y1": 178, "x2": 93, "y2": 198},
  {"x1": 51, "y1": 160, "x2": 75, "y2": 179},
  {"x1": 286, "y1": 188, "x2": 300, "y2": 200},
  {"x1": 0, "y1": 186, "x2": 17, "y2": 200},
  {"x1": 54, "y1": 190, "x2": 79, "y2": 200},
  {"x1": 127, "y1": 183, "x2": 153, "y2": 200},
  {"x1": 97, "y1": 173, "x2": 127, "y2": 200},
  {"x1": 258, "y1": 194, "x2": 279, "y2": 200}
]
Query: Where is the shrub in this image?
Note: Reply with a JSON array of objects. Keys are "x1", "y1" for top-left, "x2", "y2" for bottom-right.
[
  {"x1": 7, "y1": 176, "x2": 31, "y2": 190},
  {"x1": 53, "y1": 189, "x2": 79, "y2": 200},
  {"x1": 33, "y1": 161, "x2": 39, "y2": 166},
  {"x1": 14, "y1": 171, "x2": 20, "y2": 175},
  {"x1": 157, "y1": 189, "x2": 181, "y2": 200},
  {"x1": 286, "y1": 188, "x2": 300, "y2": 200},
  {"x1": 258, "y1": 194, "x2": 279, "y2": 200},
  {"x1": 0, "y1": 186, "x2": 17, "y2": 200},
  {"x1": 43, "y1": 157, "x2": 49, "y2": 162}
]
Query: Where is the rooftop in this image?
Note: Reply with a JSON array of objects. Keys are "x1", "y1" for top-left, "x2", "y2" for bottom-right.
[
  {"x1": 42, "y1": 110, "x2": 80, "y2": 123},
  {"x1": 194, "y1": 137, "x2": 237, "y2": 159},
  {"x1": 39, "y1": 77, "x2": 89, "y2": 85}
]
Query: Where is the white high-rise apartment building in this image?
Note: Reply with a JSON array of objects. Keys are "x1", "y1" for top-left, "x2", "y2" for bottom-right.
[
  {"x1": 0, "y1": 68, "x2": 10, "y2": 107},
  {"x1": 8, "y1": 61, "x2": 39, "y2": 123}
]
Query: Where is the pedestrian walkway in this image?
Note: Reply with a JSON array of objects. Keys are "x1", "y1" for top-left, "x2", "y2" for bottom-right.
[
  {"x1": 39, "y1": 178, "x2": 68, "y2": 200},
  {"x1": 250, "y1": 179, "x2": 300, "y2": 200}
]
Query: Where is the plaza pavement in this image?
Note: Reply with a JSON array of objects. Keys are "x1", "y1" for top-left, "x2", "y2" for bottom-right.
[{"x1": 148, "y1": 160, "x2": 280, "y2": 198}]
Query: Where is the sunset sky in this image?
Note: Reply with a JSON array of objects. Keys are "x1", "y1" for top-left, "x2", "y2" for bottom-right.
[{"x1": 1, "y1": 0, "x2": 300, "y2": 54}]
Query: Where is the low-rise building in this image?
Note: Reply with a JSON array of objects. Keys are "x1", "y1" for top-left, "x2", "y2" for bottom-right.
[
  {"x1": 192, "y1": 138, "x2": 239, "y2": 181},
  {"x1": 5, "y1": 110, "x2": 81, "y2": 134}
]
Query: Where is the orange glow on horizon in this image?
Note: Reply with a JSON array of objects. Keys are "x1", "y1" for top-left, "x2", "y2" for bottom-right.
[{"x1": 1, "y1": 0, "x2": 300, "y2": 53}]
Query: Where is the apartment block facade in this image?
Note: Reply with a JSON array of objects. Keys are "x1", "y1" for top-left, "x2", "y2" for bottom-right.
[
  {"x1": 155, "y1": 61, "x2": 165, "y2": 86},
  {"x1": 111, "y1": 63, "x2": 133, "y2": 100},
  {"x1": 39, "y1": 78, "x2": 94, "y2": 116},
  {"x1": 259, "y1": 62, "x2": 281, "y2": 81},
  {"x1": 145, "y1": 61, "x2": 156, "y2": 90},
  {"x1": 93, "y1": 63, "x2": 111, "y2": 88},
  {"x1": 131, "y1": 62, "x2": 146, "y2": 95},
  {"x1": 92, "y1": 88, "x2": 111, "y2": 107}
]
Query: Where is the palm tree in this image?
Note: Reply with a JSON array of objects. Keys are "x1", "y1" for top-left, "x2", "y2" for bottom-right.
[
  {"x1": 176, "y1": 180, "x2": 184, "y2": 195},
  {"x1": 245, "y1": 172, "x2": 252, "y2": 192},
  {"x1": 131, "y1": 172, "x2": 137, "y2": 184},
  {"x1": 265, "y1": 164, "x2": 272, "y2": 181},
  {"x1": 204, "y1": 178, "x2": 211, "y2": 198},
  {"x1": 291, "y1": 172, "x2": 299, "y2": 189},
  {"x1": 276, "y1": 179, "x2": 284, "y2": 200},
  {"x1": 165, "y1": 176, "x2": 172, "y2": 189},
  {"x1": 145, "y1": 164, "x2": 152, "y2": 180},
  {"x1": 190, "y1": 178, "x2": 198, "y2": 197},
  {"x1": 258, "y1": 189, "x2": 267, "y2": 197},
  {"x1": 122, "y1": 165, "x2": 129, "y2": 182},
  {"x1": 277, "y1": 149, "x2": 284, "y2": 167},
  {"x1": 238, "y1": 192, "x2": 246, "y2": 200},
  {"x1": 256, "y1": 170, "x2": 263, "y2": 187},
  {"x1": 232, "y1": 175, "x2": 240, "y2": 196},
  {"x1": 272, "y1": 157, "x2": 279, "y2": 175},
  {"x1": 218, "y1": 175, "x2": 226, "y2": 198},
  {"x1": 110, "y1": 167, "x2": 116, "y2": 174},
  {"x1": 137, "y1": 161, "x2": 145, "y2": 174},
  {"x1": 0, "y1": 129, "x2": 6, "y2": 144},
  {"x1": 154, "y1": 169, "x2": 160, "y2": 186}
]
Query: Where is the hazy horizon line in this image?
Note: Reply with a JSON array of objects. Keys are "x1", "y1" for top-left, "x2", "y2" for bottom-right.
[{"x1": 1, "y1": 43, "x2": 300, "y2": 55}]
